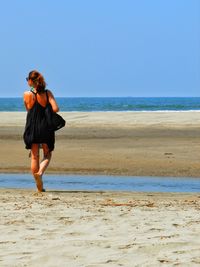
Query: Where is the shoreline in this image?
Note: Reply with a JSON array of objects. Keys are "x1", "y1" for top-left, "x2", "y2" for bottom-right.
[
  {"x1": 1, "y1": 187, "x2": 199, "y2": 197},
  {"x1": 1, "y1": 169, "x2": 200, "y2": 178}
]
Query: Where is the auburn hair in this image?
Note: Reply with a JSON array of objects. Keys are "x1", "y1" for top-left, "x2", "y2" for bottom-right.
[{"x1": 28, "y1": 70, "x2": 46, "y2": 93}]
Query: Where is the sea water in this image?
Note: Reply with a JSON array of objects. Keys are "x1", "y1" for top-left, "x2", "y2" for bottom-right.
[
  {"x1": 0, "y1": 174, "x2": 200, "y2": 192},
  {"x1": 1, "y1": 97, "x2": 200, "y2": 112}
]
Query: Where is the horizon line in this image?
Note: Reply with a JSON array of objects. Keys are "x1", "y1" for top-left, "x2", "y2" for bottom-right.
[{"x1": 0, "y1": 96, "x2": 200, "y2": 98}]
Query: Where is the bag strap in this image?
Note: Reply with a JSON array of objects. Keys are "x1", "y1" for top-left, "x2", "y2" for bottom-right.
[
  {"x1": 45, "y1": 90, "x2": 49, "y2": 104},
  {"x1": 30, "y1": 88, "x2": 38, "y2": 102}
]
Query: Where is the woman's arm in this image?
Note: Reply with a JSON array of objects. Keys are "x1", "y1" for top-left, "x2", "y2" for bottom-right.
[
  {"x1": 23, "y1": 91, "x2": 32, "y2": 111},
  {"x1": 47, "y1": 90, "x2": 59, "y2": 112}
]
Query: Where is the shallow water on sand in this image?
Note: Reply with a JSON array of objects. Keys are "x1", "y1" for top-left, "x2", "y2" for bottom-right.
[{"x1": 0, "y1": 174, "x2": 200, "y2": 192}]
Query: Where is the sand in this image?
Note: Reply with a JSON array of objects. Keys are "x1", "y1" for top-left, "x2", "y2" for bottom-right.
[
  {"x1": 0, "y1": 111, "x2": 200, "y2": 177},
  {"x1": 1, "y1": 112, "x2": 200, "y2": 266},
  {"x1": 0, "y1": 189, "x2": 200, "y2": 266}
]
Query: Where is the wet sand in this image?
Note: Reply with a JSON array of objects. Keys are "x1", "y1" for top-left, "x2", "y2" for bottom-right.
[
  {"x1": 0, "y1": 111, "x2": 200, "y2": 177},
  {"x1": 0, "y1": 189, "x2": 200, "y2": 266}
]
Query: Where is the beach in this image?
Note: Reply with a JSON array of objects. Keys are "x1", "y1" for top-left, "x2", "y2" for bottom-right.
[
  {"x1": 0, "y1": 111, "x2": 200, "y2": 177},
  {"x1": 1, "y1": 111, "x2": 200, "y2": 266},
  {"x1": 0, "y1": 189, "x2": 200, "y2": 266}
]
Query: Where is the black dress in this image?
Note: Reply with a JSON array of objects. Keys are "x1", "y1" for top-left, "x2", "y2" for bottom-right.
[{"x1": 23, "y1": 91, "x2": 55, "y2": 151}]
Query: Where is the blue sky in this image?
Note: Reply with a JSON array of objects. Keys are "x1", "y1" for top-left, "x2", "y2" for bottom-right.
[{"x1": 0, "y1": 0, "x2": 199, "y2": 97}]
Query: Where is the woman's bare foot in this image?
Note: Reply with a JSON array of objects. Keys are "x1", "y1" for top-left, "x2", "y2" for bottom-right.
[{"x1": 33, "y1": 173, "x2": 45, "y2": 192}]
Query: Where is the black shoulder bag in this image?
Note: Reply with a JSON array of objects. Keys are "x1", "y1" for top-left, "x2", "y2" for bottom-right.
[{"x1": 45, "y1": 90, "x2": 66, "y2": 131}]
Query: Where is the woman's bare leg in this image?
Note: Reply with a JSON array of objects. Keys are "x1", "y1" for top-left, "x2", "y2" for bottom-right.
[
  {"x1": 32, "y1": 144, "x2": 51, "y2": 192},
  {"x1": 31, "y1": 144, "x2": 39, "y2": 174},
  {"x1": 37, "y1": 144, "x2": 52, "y2": 176},
  {"x1": 31, "y1": 144, "x2": 43, "y2": 192}
]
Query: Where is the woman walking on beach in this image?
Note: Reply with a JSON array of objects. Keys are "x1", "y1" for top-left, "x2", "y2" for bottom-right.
[{"x1": 23, "y1": 70, "x2": 59, "y2": 192}]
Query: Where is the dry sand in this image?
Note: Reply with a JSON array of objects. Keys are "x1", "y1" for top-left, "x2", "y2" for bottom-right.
[
  {"x1": 0, "y1": 111, "x2": 200, "y2": 177},
  {"x1": 0, "y1": 189, "x2": 200, "y2": 266}
]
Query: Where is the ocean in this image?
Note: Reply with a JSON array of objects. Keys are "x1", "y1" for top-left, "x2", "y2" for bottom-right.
[{"x1": 0, "y1": 97, "x2": 200, "y2": 112}]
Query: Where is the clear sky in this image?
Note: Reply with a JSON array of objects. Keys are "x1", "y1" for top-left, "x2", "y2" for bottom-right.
[{"x1": 0, "y1": 0, "x2": 199, "y2": 97}]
